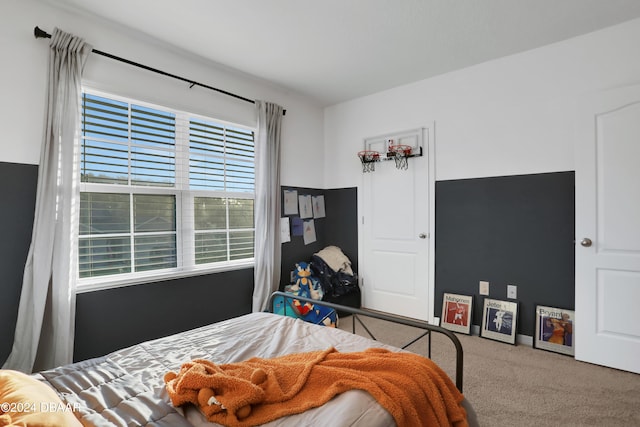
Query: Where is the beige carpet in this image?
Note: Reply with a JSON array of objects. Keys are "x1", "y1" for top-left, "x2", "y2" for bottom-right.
[{"x1": 338, "y1": 314, "x2": 640, "y2": 427}]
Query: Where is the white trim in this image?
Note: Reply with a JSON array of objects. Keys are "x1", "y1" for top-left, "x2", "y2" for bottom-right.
[
  {"x1": 76, "y1": 259, "x2": 254, "y2": 293},
  {"x1": 471, "y1": 325, "x2": 534, "y2": 346},
  {"x1": 426, "y1": 123, "x2": 436, "y2": 325}
]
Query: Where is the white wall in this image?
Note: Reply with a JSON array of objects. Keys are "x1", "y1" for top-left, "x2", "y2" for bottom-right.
[
  {"x1": 324, "y1": 17, "x2": 640, "y2": 187},
  {"x1": 1, "y1": 0, "x2": 325, "y2": 188},
  {"x1": 6, "y1": 1, "x2": 640, "y2": 194}
]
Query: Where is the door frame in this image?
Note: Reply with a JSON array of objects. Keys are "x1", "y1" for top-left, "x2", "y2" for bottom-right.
[{"x1": 357, "y1": 123, "x2": 436, "y2": 322}]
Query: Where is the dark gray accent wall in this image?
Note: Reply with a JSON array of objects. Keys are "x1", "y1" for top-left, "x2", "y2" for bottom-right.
[
  {"x1": 0, "y1": 161, "x2": 254, "y2": 364},
  {"x1": 434, "y1": 172, "x2": 575, "y2": 336},
  {"x1": 74, "y1": 269, "x2": 253, "y2": 361},
  {"x1": 279, "y1": 187, "x2": 358, "y2": 289},
  {"x1": 280, "y1": 187, "x2": 326, "y2": 286},
  {"x1": 0, "y1": 161, "x2": 360, "y2": 365},
  {"x1": 0, "y1": 162, "x2": 38, "y2": 365},
  {"x1": 1, "y1": 160, "x2": 572, "y2": 361},
  {"x1": 324, "y1": 187, "x2": 358, "y2": 273}
]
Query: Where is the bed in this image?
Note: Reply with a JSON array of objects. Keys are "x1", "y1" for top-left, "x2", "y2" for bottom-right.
[{"x1": 2, "y1": 292, "x2": 477, "y2": 427}]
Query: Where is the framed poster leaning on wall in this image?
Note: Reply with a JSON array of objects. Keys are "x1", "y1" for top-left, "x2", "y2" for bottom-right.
[
  {"x1": 481, "y1": 298, "x2": 518, "y2": 345},
  {"x1": 533, "y1": 305, "x2": 575, "y2": 356},
  {"x1": 441, "y1": 293, "x2": 473, "y2": 334}
]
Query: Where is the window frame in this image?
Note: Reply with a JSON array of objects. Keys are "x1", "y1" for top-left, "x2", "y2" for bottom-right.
[{"x1": 77, "y1": 89, "x2": 255, "y2": 293}]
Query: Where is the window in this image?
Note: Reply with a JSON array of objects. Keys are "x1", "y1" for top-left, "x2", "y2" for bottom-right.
[{"x1": 78, "y1": 91, "x2": 255, "y2": 287}]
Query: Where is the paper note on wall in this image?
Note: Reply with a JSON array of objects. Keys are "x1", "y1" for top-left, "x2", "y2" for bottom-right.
[
  {"x1": 280, "y1": 217, "x2": 291, "y2": 243},
  {"x1": 303, "y1": 219, "x2": 317, "y2": 245},
  {"x1": 291, "y1": 217, "x2": 304, "y2": 236},
  {"x1": 283, "y1": 190, "x2": 298, "y2": 215},
  {"x1": 312, "y1": 195, "x2": 326, "y2": 218},
  {"x1": 298, "y1": 194, "x2": 313, "y2": 219}
]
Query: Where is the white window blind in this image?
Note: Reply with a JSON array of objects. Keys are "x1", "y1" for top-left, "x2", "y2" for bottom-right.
[{"x1": 78, "y1": 91, "x2": 255, "y2": 286}]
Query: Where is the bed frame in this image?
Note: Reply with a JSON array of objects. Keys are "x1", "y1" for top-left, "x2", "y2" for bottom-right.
[
  {"x1": 268, "y1": 291, "x2": 464, "y2": 392},
  {"x1": 20, "y1": 293, "x2": 470, "y2": 427}
]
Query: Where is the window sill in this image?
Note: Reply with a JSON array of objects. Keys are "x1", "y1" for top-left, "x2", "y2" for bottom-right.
[{"x1": 76, "y1": 260, "x2": 254, "y2": 294}]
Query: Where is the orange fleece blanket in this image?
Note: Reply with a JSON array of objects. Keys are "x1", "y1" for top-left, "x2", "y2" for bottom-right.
[{"x1": 164, "y1": 347, "x2": 468, "y2": 427}]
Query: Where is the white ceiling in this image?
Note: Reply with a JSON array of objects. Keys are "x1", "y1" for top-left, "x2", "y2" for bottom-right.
[{"x1": 42, "y1": 0, "x2": 640, "y2": 107}]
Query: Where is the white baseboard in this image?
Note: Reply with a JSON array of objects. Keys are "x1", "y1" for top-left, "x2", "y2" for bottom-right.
[{"x1": 470, "y1": 325, "x2": 533, "y2": 346}]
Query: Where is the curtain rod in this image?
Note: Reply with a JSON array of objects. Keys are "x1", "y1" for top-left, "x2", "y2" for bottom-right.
[{"x1": 34, "y1": 26, "x2": 285, "y2": 115}]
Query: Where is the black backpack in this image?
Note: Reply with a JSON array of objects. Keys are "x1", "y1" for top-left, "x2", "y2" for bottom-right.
[{"x1": 310, "y1": 254, "x2": 358, "y2": 298}]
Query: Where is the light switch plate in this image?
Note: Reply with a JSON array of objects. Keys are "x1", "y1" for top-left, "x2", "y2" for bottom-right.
[
  {"x1": 507, "y1": 284, "x2": 517, "y2": 299},
  {"x1": 479, "y1": 281, "x2": 489, "y2": 295}
]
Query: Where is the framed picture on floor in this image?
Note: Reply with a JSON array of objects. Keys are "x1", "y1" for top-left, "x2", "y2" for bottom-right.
[
  {"x1": 441, "y1": 293, "x2": 473, "y2": 334},
  {"x1": 481, "y1": 298, "x2": 518, "y2": 345},
  {"x1": 533, "y1": 305, "x2": 575, "y2": 356}
]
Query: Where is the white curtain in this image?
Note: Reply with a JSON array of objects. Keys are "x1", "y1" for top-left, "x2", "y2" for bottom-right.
[
  {"x1": 252, "y1": 101, "x2": 284, "y2": 312},
  {"x1": 3, "y1": 28, "x2": 91, "y2": 373}
]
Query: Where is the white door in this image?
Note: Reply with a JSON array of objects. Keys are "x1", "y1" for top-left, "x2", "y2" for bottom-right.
[
  {"x1": 574, "y1": 85, "x2": 640, "y2": 374},
  {"x1": 360, "y1": 127, "x2": 434, "y2": 321}
]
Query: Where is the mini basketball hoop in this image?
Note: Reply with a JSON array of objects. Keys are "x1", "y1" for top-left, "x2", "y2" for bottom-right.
[
  {"x1": 357, "y1": 150, "x2": 380, "y2": 173},
  {"x1": 389, "y1": 144, "x2": 412, "y2": 170}
]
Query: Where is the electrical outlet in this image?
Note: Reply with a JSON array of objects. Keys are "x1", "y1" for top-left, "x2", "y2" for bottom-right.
[
  {"x1": 479, "y1": 281, "x2": 489, "y2": 295},
  {"x1": 507, "y1": 284, "x2": 517, "y2": 299}
]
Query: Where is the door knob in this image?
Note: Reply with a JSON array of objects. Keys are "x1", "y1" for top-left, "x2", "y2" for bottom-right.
[
  {"x1": 580, "y1": 238, "x2": 592, "y2": 247},
  {"x1": 419, "y1": 233, "x2": 427, "y2": 239}
]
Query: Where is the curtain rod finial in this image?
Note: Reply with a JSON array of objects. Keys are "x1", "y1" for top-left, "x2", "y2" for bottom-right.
[{"x1": 34, "y1": 26, "x2": 51, "y2": 39}]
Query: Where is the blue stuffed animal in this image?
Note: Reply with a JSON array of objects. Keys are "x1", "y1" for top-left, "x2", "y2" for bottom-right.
[
  {"x1": 289, "y1": 262, "x2": 323, "y2": 301},
  {"x1": 283, "y1": 262, "x2": 337, "y2": 327}
]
